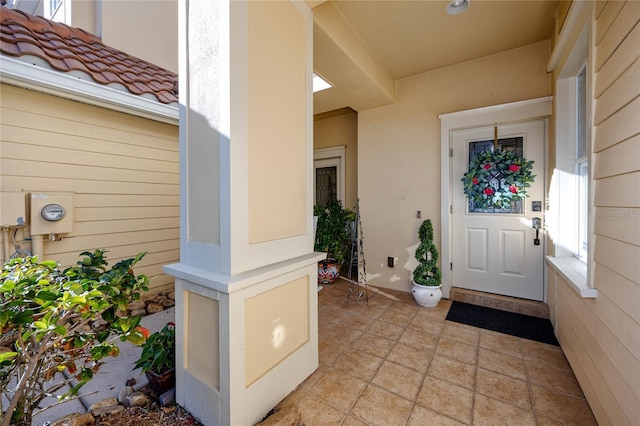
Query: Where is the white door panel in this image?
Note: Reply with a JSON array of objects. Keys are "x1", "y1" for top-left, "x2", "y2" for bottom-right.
[{"x1": 452, "y1": 121, "x2": 545, "y2": 301}]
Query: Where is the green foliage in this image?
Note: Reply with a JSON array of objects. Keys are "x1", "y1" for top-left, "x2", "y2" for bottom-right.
[
  {"x1": 314, "y1": 200, "x2": 355, "y2": 268},
  {"x1": 134, "y1": 322, "x2": 175, "y2": 374},
  {"x1": 461, "y1": 149, "x2": 535, "y2": 210},
  {"x1": 0, "y1": 250, "x2": 149, "y2": 426},
  {"x1": 413, "y1": 220, "x2": 442, "y2": 287}
]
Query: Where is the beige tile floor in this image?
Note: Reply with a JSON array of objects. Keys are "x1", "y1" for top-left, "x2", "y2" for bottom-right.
[{"x1": 279, "y1": 279, "x2": 598, "y2": 426}]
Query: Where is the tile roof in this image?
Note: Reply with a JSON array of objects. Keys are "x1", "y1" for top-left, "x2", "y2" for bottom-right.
[{"x1": 0, "y1": 7, "x2": 178, "y2": 104}]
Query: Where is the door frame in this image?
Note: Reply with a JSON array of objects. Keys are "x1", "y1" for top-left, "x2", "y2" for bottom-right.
[{"x1": 439, "y1": 97, "x2": 552, "y2": 299}]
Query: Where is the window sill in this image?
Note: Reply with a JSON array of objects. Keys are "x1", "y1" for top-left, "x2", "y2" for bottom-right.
[{"x1": 545, "y1": 256, "x2": 597, "y2": 298}]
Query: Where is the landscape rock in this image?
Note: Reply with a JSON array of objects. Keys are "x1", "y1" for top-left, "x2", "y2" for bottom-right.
[
  {"x1": 118, "y1": 385, "x2": 135, "y2": 403},
  {"x1": 141, "y1": 292, "x2": 156, "y2": 301},
  {"x1": 125, "y1": 391, "x2": 151, "y2": 407},
  {"x1": 127, "y1": 300, "x2": 146, "y2": 311},
  {"x1": 130, "y1": 308, "x2": 147, "y2": 317},
  {"x1": 146, "y1": 303, "x2": 164, "y2": 314},
  {"x1": 159, "y1": 388, "x2": 176, "y2": 406},
  {"x1": 51, "y1": 412, "x2": 95, "y2": 426},
  {"x1": 92, "y1": 405, "x2": 125, "y2": 417},
  {"x1": 88, "y1": 397, "x2": 118, "y2": 413},
  {"x1": 159, "y1": 298, "x2": 175, "y2": 308}
]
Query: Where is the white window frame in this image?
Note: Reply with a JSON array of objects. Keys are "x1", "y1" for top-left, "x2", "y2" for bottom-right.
[
  {"x1": 45, "y1": 0, "x2": 62, "y2": 18},
  {"x1": 45, "y1": 0, "x2": 71, "y2": 24},
  {"x1": 548, "y1": 17, "x2": 595, "y2": 297}
]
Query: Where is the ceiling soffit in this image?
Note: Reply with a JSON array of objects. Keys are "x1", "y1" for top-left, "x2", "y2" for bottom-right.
[
  {"x1": 311, "y1": 0, "x2": 562, "y2": 114},
  {"x1": 312, "y1": 1, "x2": 394, "y2": 114}
]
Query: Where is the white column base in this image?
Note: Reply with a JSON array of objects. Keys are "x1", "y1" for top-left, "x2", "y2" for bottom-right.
[{"x1": 165, "y1": 252, "x2": 324, "y2": 426}]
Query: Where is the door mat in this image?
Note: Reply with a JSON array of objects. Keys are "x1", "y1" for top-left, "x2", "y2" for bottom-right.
[{"x1": 445, "y1": 301, "x2": 559, "y2": 346}]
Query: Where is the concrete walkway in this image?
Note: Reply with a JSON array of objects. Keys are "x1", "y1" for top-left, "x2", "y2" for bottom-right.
[{"x1": 32, "y1": 307, "x2": 175, "y2": 426}]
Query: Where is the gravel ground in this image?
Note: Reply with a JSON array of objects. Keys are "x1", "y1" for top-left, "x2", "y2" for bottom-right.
[
  {"x1": 95, "y1": 387, "x2": 203, "y2": 426},
  {"x1": 96, "y1": 404, "x2": 203, "y2": 426}
]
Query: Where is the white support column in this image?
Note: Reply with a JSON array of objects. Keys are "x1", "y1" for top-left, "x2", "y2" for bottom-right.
[{"x1": 165, "y1": 1, "x2": 323, "y2": 425}]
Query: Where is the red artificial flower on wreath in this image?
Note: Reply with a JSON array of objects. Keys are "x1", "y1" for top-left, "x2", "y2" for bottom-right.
[
  {"x1": 509, "y1": 164, "x2": 520, "y2": 172},
  {"x1": 483, "y1": 164, "x2": 491, "y2": 170},
  {"x1": 509, "y1": 185, "x2": 518, "y2": 194},
  {"x1": 484, "y1": 188, "x2": 494, "y2": 196},
  {"x1": 472, "y1": 177, "x2": 479, "y2": 185}
]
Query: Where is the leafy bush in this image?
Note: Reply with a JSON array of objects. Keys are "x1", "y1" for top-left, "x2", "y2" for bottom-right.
[
  {"x1": 0, "y1": 250, "x2": 149, "y2": 426},
  {"x1": 314, "y1": 200, "x2": 355, "y2": 268},
  {"x1": 134, "y1": 322, "x2": 175, "y2": 374}
]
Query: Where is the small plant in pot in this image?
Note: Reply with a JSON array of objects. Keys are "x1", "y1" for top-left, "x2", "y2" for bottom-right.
[
  {"x1": 314, "y1": 200, "x2": 355, "y2": 284},
  {"x1": 411, "y1": 219, "x2": 443, "y2": 307},
  {"x1": 134, "y1": 322, "x2": 175, "y2": 395}
]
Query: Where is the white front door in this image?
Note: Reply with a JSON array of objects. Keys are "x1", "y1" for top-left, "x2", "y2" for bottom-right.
[{"x1": 451, "y1": 120, "x2": 545, "y2": 301}]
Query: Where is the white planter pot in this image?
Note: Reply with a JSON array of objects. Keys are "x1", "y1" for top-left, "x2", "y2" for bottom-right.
[{"x1": 412, "y1": 281, "x2": 442, "y2": 307}]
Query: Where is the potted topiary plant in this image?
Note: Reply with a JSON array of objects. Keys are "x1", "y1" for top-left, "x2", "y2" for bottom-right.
[
  {"x1": 411, "y1": 219, "x2": 443, "y2": 307},
  {"x1": 134, "y1": 322, "x2": 175, "y2": 394},
  {"x1": 313, "y1": 200, "x2": 355, "y2": 284}
]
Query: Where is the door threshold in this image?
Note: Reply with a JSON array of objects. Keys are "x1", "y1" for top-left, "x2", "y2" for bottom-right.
[{"x1": 450, "y1": 288, "x2": 549, "y2": 319}]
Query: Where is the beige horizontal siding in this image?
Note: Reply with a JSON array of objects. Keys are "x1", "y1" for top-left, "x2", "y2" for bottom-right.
[
  {"x1": 555, "y1": 279, "x2": 635, "y2": 426},
  {"x1": 0, "y1": 84, "x2": 179, "y2": 294},
  {"x1": 594, "y1": 1, "x2": 639, "y2": 71},
  {"x1": 592, "y1": 1, "x2": 640, "y2": 424},
  {"x1": 594, "y1": 208, "x2": 640, "y2": 247},
  {"x1": 593, "y1": 172, "x2": 640, "y2": 207},
  {"x1": 593, "y1": 96, "x2": 640, "y2": 152},
  {"x1": 595, "y1": 0, "x2": 624, "y2": 44},
  {"x1": 594, "y1": 21, "x2": 639, "y2": 97},
  {"x1": 549, "y1": 2, "x2": 640, "y2": 425},
  {"x1": 594, "y1": 60, "x2": 640, "y2": 125},
  {"x1": 593, "y1": 135, "x2": 640, "y2": 178}
]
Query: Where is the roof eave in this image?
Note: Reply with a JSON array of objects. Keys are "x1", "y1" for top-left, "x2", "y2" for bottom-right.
[{"x1": 0, "y1": 56, "x2": 179, "y2": 126}]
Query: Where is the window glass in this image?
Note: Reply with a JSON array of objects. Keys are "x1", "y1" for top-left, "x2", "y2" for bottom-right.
[
  {"x1": 315, "y1": 166, "x2": 337, "y2": 207},
  {"x1": 576, "y1": 65, "x2": 588, "y2": 261}
]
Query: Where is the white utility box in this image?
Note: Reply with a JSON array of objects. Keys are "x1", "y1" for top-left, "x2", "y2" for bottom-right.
[
  {"x1": 30, "y1": 193, "x2": 74, "y2": 235},
  {"x1": 0, "y1": 192, "x2": 26, "y2": 227}
]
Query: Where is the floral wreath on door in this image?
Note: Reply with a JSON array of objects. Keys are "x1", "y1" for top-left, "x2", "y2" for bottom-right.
[{"x1": 461, "y1": 149, "x2": 536, "y2": 210}]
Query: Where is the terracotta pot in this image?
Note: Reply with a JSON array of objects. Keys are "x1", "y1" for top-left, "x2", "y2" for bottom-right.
[{"x1": 145, "y1": 368, "x2": 175, "y2": 394}]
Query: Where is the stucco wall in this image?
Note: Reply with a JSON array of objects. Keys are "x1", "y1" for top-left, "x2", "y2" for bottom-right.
[
  {"x1": 0, "y1": 84, "x2": 179, "y2": 294},
  {"x1": 313, "y1": 109, "x2": 358, "y2": 210},
  {"x1": 547, "y1": 2, "x2": 640, "y2": 425},
  {"x1": 357, "y1": 41, "x2": 552, "y2": 292},
  {"x1": 65, "y1": 0, "x2": 178, "y2": 74}
]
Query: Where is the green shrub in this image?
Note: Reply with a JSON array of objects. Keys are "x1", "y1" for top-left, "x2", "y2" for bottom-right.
[
  {"x1": 0, "y1": 250, "x2": 149, "y2": 426},
  {"x1": 412, "y1": 220, "x2": 442, "y2": 287}
]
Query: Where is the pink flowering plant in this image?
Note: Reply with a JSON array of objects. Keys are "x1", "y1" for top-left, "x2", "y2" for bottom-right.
[{"x1": 462, "y1": 149, "x2": 535, "y2": 210}]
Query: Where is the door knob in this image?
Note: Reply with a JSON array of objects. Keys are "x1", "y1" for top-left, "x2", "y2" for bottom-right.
[{"x1": 532, "y1": 217, "x2": 541, "y2": 245}]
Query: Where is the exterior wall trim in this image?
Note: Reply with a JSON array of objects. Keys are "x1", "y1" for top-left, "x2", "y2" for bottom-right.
[
  {"x1": 547, "y1": 0, "x2": 588, "y2": 72},
  {"x1": 545, "y1": 255, "x2": 597, "y2": 298},
  {"x1": 0, "y1": 56, "x2": 179, "y2": 125}
]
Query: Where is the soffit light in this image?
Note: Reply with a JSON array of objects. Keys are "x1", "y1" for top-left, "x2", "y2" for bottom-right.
[
  {"x1": 446, "y1": 0, "x2": 470, "y2": 15},
  {"x1": 313, "y1": 73, "x2": 332, "y2": 93}
]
